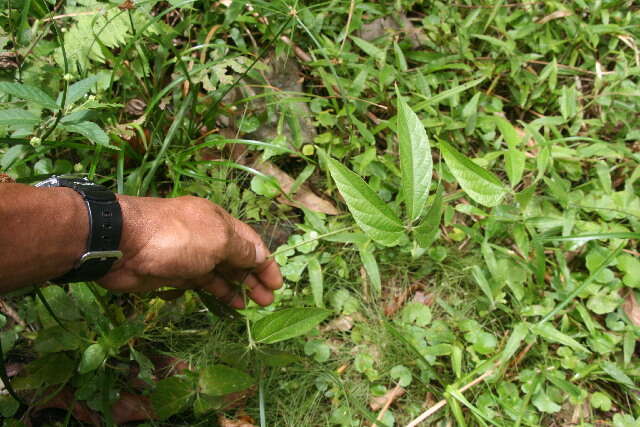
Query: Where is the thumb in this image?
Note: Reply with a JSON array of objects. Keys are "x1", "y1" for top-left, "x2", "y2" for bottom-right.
[{"x1": 223, "y1": 218, "x2": 267, "y2": 269}]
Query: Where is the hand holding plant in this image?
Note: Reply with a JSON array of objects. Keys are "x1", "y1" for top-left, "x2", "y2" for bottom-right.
[{"x1": 101, "y1": 195, "x2": 283, "y2": 307}]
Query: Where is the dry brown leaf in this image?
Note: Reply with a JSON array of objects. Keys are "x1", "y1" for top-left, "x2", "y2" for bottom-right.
[
  {"x1": 35, "y1": 387, "x2": 101, "y2": 426},
  {"x1": 0, "y1": 173, "x2": 15, "y2": 184},
  {"x1": 412, "y1": 291, "x2": 435, "y2": 307},
  {"x1": 623, "y1": 290, "x2": 640, "y2": 327},
  {"x1": 112, "y1": 392, "x2": 156, "y2": 424},
  {"x1": 253, "y1": 160, "x2": 339, "y2": 215},
  {"x1": 383, "y1": 281, "x2": 424, "y2": 317},
  {"x1": 322, "y1": 315, "x2": 355, "y2": 332},
  {"x1": 370, "y1": 385, "x2": 405, "y2": 411},
  {"x1": 218, "y1": 415, "x2": 257, "y2": 427},
  {"x1": 537, "y1": 10, "x2": 573, "y2": 25}
]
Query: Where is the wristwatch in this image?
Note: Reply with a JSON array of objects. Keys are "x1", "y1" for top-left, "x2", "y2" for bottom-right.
[{"x1": 35, "y1": 175, "x2": 123, "y2": 283}]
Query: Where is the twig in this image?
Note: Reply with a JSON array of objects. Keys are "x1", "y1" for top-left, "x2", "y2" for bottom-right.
[
  {"x1": 41, "y1": 11, "x2": 101, "y2": 22},
  {"x1": 339, "y1": 0, "x2": 356, "y2": 54},
  {"x1": 372, "y1": 384, "x2": 403, "y2": 426},
  {"x1": 623, "y1": 248, "x2": 640, "y2": 257},
  {"x1": 405, "y1": 363, "x2": 498, "y2": 427},
  {"x1": 280, "y1": 35, "x2": 311, "y2": 62}
]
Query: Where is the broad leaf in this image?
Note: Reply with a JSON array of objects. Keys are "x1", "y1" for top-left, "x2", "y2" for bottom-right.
[
  {"x1": 60, "y1": 74, "x2": 99, "y2": 107},
  {"x1": 413, "y1": 188, "x2": 443, "y2": 247},
  {"x1": 62, "y1": 121, "x2": 110, "y2": 146},
  {"x1": 78, "y1": 343, "x2": 106, "y2": 374},
  {"x1": 151, "y1": 376, "x2": 194, "y2": 419},
  {"x1": 253, "y1": 308, "x2": 331, "y2": 344},
  {"x1": 198, "y1": 364, "x2": 254, "y2": 396},
  {"x1": 397, "y1": 91, "x2": 432, "y2": 222},
  {"x1": 439, "y1": 140, "x2": 508, "y2": 207},
  {"x1": 0, "y1": 82, "x2": 58, "y2": 110},
  {"x1": 328, "y1": 158, "x2": 404, "y2": 246},
  {"x1": 0, "y1": 108, "x2": 40, "y2": 126}
]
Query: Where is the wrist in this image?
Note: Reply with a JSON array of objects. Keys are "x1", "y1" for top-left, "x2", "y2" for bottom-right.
[
  {"x1": 113, "y1": 194, "x2": 148, "y2": 269},
  {"x1": 40, "y1": 187, "x2": 90, "y2": 278}
]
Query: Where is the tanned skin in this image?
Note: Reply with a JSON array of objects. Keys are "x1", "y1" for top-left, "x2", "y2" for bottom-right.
[{"x1": 0, "y1": 183, "x2": 283, "y2": 307}]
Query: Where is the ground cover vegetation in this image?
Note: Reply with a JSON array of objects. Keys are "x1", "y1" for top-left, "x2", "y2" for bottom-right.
[{"x1": 1, "y1": 0, "x2": 639, "y2": 425}]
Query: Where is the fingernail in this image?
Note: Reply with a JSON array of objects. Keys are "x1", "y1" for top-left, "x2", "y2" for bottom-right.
[{"x1": 255, "y1": 245, "x2": 267, "y2": 265}]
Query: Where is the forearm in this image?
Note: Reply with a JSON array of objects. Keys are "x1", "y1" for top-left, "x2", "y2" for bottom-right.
[{"x1": 0, "y1": 183, "x2": 88, "y2": 292}]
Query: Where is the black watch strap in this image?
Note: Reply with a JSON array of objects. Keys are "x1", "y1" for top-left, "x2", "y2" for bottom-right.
[{"x1": 37, "y1": 177, "x2": 123, "y2": 283}]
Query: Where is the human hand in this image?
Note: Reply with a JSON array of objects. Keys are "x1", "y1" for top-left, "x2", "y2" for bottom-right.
[{"x1": 98, "y1": 195, "x2": 283, "y2": 308}]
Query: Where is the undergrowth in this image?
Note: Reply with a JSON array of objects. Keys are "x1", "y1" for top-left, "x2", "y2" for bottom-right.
[{"x1": 1, "y1": 0, "x2": 640, "y2": 426}]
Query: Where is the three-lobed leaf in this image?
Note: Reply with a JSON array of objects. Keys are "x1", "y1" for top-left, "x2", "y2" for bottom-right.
[
  {"x1": 328, "y1": 158, "x2": 404, "y2": 246},
  {"x1": 0, "y1": 82, "x2": 59, "y2": 110},
  {"x1": 397, "y1": 91, "x2": 432, "y2": 222},
  {"x1": 439, "y1": 140, "x2": 508, "y2": 207},
  {"x1": 252, "y1": 308, "x2": 331, "y2": 344}
]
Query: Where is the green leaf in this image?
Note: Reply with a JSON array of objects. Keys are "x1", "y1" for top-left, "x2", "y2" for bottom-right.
[
  {"x1": 587, "y1": 291, "x2": 622, "y2": 315},
  {"x1": 250, "y1": 174, "x2": 280, "y2": 198},
  {"x1": 413, "y1": 188, "x2": 443, "y2": 247},
  {"x1": 253, "y1": 308, "x2": 331, "y2": 344},
  {"x1": 62, "y1": 121, "x2": 110, "y2": 146},
  {"x1": 493, "y1": 116, "x2": 522, "y2": 149},
  {"x1": 591, "y1": 392, "x2": 612, "y2": 411},
  {"x1": 357, "y1": 242, "x2": 381, "y2": 296},
  {"x1": 198, "y1": 364, "x2": 254, "y2": 396},
  {"x1": 397, "y1": 90, "x2": 432, "y2": 222},
  {"x1": 471, "y1": 266, "x2": 494, "y2": 307},
  {"x1": 559, "y1": 85, "x2": 577, "y2": 120},
  {"x1": 304, "y1": 340, "x2": 331, "y2": 363},
  {"x1": 618, "y1": 254, "x2": 640, "y2": 288},
  {"x1": 439, "y1": 140, "x2": 508, "y2": 207},
  {"x1": 601, "y1": 361, "x2": 635, "y2": 388},
  {"x1": 327, "y1": 158, "x2": 404, "y2": 246},
  {"x1": 531, "y1": 323, "x2": 590, "y2": 353},
  {"x1": 307, "y1": 256, "x2": 324, "y2": 308},
  {"x1": 0, "y1": 108, "x2": 40, "y2": 126},
  {"x1": 60, "y1": 74, "x2": 99, "y2": 107},
  {"x1": 0, "y1": 394, "x2": 19, "y2": 418},
  {"x1": 505, "y1": 149, "x2": 525, "y2": 187},
  {"x1": 532, "y1": 390, "x2": 561, "y2": 413},
  {"x1": 399, "y1": 302, "x2": 432, "y2": 326},
  {"x1": 413, "y1": 77, "x2": 485, "y2": 111},
  {"x1": 500, "y1": 322, "x2": 529, "y2": 363},
  {"x1": 390, "y1": 365, "x2": 412, "y2": 387},
  {"x1": 33, "y1": 326, "x2": 82, "y2": 353},
  {"x1": 78, "y1": 343, "x2": 106, "y2": 374},
  {"x1": 0, "y1": 82, "x2": 58, "y2": 110},
  {"x1": 350, "y1": 36, "x2": 385, "y2": 62},
  {"x1": 151, "y1": 376, "x2": 194, "y2": 419}
]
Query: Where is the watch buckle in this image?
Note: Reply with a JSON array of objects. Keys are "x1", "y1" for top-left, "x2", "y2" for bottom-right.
[{"x1": 78, "y1": 250, "x2": 123, "y2": 265}]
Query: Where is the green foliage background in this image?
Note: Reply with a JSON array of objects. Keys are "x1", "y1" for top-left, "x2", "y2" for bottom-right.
[{"x1": 1, "y1": 0, "x2": 640, "y2": 425}]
